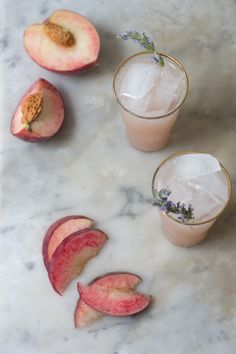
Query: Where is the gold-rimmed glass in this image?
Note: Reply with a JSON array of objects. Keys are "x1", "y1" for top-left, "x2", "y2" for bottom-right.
[
  {"x1": 151, "y1": 151, "x2": 232, "y2": 247},
  {"x1": 113, "y1": 52, "x2": 189, "y2": 152}
]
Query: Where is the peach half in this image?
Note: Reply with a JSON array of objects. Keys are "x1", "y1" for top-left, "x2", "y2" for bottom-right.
[
  {"x1": 24, "y1": 9, "x2": 100, "y2": 73},
  {"x1": 11, "y1": 78, "x2": 64, "y2": 142}
]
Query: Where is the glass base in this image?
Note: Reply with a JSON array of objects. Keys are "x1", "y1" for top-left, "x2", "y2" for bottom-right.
[{"x1": 127, "y1": 133, "x2": 171, "y2": 152}]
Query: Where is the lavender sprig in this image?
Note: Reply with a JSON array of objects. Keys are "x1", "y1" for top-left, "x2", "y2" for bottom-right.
[
  {"x1": 117, "y1": 31, "x2": 164, "y2": 66},
  {"x1": 153, "y1": 188, "x2": 194, "y2": 222}
]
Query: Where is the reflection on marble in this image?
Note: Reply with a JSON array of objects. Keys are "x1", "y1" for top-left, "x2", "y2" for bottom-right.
[{"x1": 0, "y1": 0, "x2": 236, "y2": 353}]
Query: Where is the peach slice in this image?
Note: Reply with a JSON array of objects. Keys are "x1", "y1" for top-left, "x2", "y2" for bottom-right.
[
  {"x1": 75, "y1": 272, "x2": 141, "y2": 328},
  {"x1": 90, "y1": 272, "x2": 142, "y2": 290},
  {"x1": 77, "y1": 274, "x2": 151, "y2": 317},
  {"x1": 43, "y1": 215, "x2": 94, "y2": 270},
  {"x1": 24, "y1": 9, "x2": 100, "y2": 73},
  {"x1": 11, "y1": 78, "x2": 64, "y2": 142},
  {"x1": 48, "y1": 229, "x2": 108, "y2": 295},
  {"x1": 74, "y1": 299, "x2": 103, "y2": 329}
]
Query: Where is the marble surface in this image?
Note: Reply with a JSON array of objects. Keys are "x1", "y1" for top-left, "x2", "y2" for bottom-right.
[{"x1": 0, "y1": 0, "x2": 236, "y2": 353}]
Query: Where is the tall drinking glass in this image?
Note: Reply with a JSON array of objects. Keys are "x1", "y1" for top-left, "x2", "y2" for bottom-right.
[{"x1": 113, "y1": 52, "x2": 189, "y2": 152}]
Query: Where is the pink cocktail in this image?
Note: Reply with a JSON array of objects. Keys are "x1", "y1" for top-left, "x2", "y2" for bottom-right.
[
  {"x1": 113, "y1": 52, "x2": 189, "y2": 152},
  {"x1": 152, "y1": 152, "x2": 232, "y2": 247}
]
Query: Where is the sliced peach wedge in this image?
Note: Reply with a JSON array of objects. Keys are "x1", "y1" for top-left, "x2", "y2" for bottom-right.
[
  {"x1": 90, "y1": 272, "x2": 142, "y2": 290},
  {"x1": 48, "y1": 229, "x2": 108, "y2": 295},
  {"x1": 74, "y1": 299, "x2": 103, "y2": 329},
  {"x1": 77, "y1": 273, "x2": 151, "y2": 317},
  {"x1": 43, "y1": 215, "x2": 94, "y2": 270},
  {"x1": 11, "y1": 78, "x2": 64, "y2": 142},
  {"x1": 24, "y1": 9, "x2": 100, "y2": 73},
  {"x1": 75, "y1": 273, "x2": 142, "y2": 328}
]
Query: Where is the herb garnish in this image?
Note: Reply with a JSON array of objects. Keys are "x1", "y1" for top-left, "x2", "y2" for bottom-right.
[
  {"x1": 153, "y1": 188, "x2": 194, "y2": 222},
  {"x1": 117, "y1": 31, "x2": 164, "y2": 66}
]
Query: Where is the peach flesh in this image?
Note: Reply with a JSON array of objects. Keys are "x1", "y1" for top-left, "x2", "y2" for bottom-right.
[
  {"x1": 11, "y1": 78, "x2": 64, "y2": 142},
  {"x1": 23, "y1": 9, "x2": 100, "y2": 73},
  {"x1": 48, "y1": 229, "x2": 108, "y2": 295},
  {"x1": 78, "y1": 277, "x2": 151, "y2": 316},
  {"x1": 43, "y1": 215, "x2": 94, "y2": 270}
]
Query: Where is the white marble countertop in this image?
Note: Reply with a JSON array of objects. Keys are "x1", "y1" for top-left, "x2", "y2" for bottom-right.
[{"x1": 1, "y1": 1, "x2": 236, "y2": 353}]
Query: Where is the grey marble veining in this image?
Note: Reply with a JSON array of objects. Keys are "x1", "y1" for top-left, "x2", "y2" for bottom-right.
[{"x1": 0, "y1": 0, "x2": 236, "y2": 353}]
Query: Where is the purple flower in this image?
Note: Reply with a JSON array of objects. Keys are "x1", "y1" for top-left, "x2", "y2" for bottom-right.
[
  {"x1": 153, "y1": 188, "x2": 194, "y2": 222},
  {"x1": 160, "y1": 205, "x2": 168, "y2": 212},
  {"x1": 188, "y1": 204, "x2": 194, "y2": 212},
  {"x1": 117, "y1": 30, "x2": 164, "y2": 67}
]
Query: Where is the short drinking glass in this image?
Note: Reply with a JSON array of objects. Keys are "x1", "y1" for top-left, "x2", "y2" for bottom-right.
[{"x1": 152, "y1": 152, "x2": 232, "y2": 246}]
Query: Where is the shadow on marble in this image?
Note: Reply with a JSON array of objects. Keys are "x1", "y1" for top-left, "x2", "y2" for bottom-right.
[
  {"x1": 82, "y1": 25, "x2": 126, "y2": 77},
  {"x1": 169, "y1": 55, "x2": 236, "y2": 151},
  {"x1": 39, "y1": 85, "x2": 77, "y2": 147},
  {"x1": 203, "y1": 198, "x2": 236, "y2": 247},
  {"x1": 171, "y1": 106, "x2": 234, "y2": 151}
]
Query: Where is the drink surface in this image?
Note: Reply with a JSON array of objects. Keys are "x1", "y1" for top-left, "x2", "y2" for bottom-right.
[
  {"x1": 116, "y1": 53, "x2": 187, "y2": 118},
  {"x1": 154, "y1": 153, "x2": 230, "y2": 223}
]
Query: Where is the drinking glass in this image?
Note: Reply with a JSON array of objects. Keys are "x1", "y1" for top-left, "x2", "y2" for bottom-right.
[
  {"x1": 113, "y1": 52, "x2": 189, "y2": 152},
  {"x1": 151, "y1": 152, "x2": 232, "y2": 246}
]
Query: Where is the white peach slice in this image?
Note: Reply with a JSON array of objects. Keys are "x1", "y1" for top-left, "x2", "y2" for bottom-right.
[
  {"x1": 11, "y1": 78, "x2": 64, "y2": 142},
  {"x1": 48, "y1": 229, "x2": 108, "y2": 295},
  {"x1": 74, "y1": 299, "x2": 103, "y2": 329},
  {"x1": 42, "y1": 215, "x2": 94, "y2": 270},
  {"x1": 77, "y1": 272, "x2": 151, "y2": 318},
  {"x1": 24, "y1": 9, "x2": 100, "y2": 73},
  {"x1": 74, "y1": 273, "x2": 142, "y2": 328},
  {"x1": 78, "y1": 282, "x2": 151, "y2": 316}
]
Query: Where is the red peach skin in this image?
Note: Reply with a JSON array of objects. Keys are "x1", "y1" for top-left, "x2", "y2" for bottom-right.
[
  {"x1": 90, "y1": 272, "x2": 142, "y2": 290},
  {"x1": 42, "y1": 215, "x2": 94, "y2": 270},
  {"x1": 48, "y1": 229, "x2": 108, "y2": 295}
]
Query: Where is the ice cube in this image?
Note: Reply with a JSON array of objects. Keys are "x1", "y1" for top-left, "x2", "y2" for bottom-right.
[
  {"x1": 119, "y1": 62, "x2": 162, "y2": 100},
  {"x1": 190, "y1": 170, "x2": 229, "y2": 201},
  {"x1": 187, "y1": 187, "x2": 225, "y2": 221},
  {"x1": 120, "y1": 91, "x2": 151, "y2": 113},
  {"x1": 165, "y1": 177, "x2": 195, "y2": 204},
  {"x1": 123, "y1": 87, "x2": 177, "y2": 117},
  {"x1": 167, "y1": 176, "x2": 227, "y2": 221},
  {"x1": 159, "y1": 61, "x2": 186, "y2": 94},
  {"x1": 125, "y1": 80, "x2": 178, "y2": 117},
  {"x1": 146, "y1": 86, "x2": 178, "y2": 114},
  {"x1": 174, "y1": 154, "x2": 222, "y2": 180}
]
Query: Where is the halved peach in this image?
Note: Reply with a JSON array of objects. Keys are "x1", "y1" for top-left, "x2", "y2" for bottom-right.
[
  {"x1": 43, "y1": 215, "x2": 94, "y2": 270},
  {"x1": 77, "y1": 274, "x2": 151, "y2": 317},
  {"x1": 11, "y1": 78, "x2": 64, "y2": 142},
  {"x1": 74, "y1": 272, "x2": 141, "y2": 328},
  {"x1": 24, "y1": 9, "x2": 100, "y2": 73},
  {"x1": 48, "y1": 229, "x2": 108, "y2": 295}
]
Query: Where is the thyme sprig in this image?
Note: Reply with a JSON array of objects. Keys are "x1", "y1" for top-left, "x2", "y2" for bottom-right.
[
  {"x1": 117, "y1": 31, "x2": 164, "y2": 66},
  {"x1": 153, "y1": 188, "x2": 194, "y2": 222}
]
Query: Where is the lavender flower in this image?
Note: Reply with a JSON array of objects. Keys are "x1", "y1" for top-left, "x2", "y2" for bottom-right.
[
  {"x1": 153, "y1": 188, "x2": 194, "y2": 222},
  {"x1": 117, "y1": 31, "x2": 164, "y2": 66}
]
